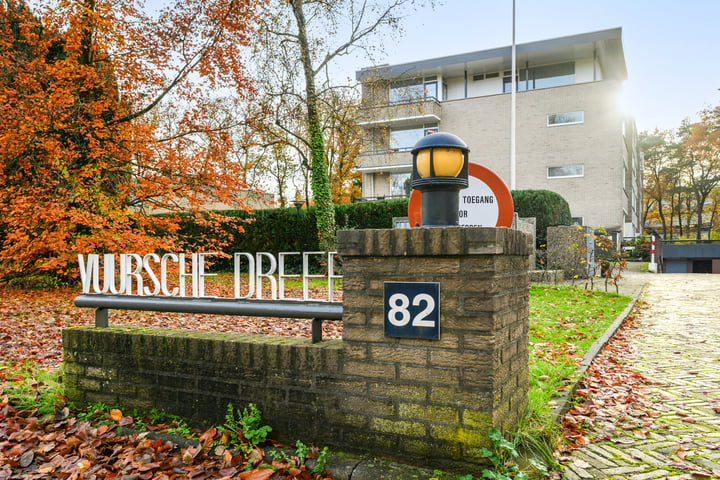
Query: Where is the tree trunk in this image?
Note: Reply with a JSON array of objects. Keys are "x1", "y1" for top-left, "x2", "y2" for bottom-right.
[
  {"x1": 696, "y1": 191, "x2": 710, "y2": 240},
  {"x1": 290, "y1": 0, "x2": 336, "y2": 251},
  {"x1": 658, "y1": 200, "x2": 668, "y2": 238},
  {"x1": 79, "y1": 0, "x2": 96, "y2": 67}
]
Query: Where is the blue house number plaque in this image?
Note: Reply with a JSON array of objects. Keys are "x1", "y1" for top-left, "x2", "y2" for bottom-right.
[{"x1": 383, "y1": 281, "x2": 440, "y2": 339}]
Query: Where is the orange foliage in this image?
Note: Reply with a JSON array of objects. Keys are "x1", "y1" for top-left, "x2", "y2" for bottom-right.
[{"x1": 0, "y1": 0, "x2": 267, "y2": 280}]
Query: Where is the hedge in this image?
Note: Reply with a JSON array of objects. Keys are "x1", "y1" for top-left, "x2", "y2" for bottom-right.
[
  {"x1": 178, "y1": 192, "x2": 570, "y2": 270},
  {"x1": 178, "y1": 198, "x2": 409, "y2": 271},
  {"x1": 511, "y1": 189, "x2": 572, "y2": 247}
]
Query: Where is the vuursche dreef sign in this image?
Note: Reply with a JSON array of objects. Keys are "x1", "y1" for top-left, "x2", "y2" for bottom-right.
[{"x1": 78, "y1": 252, "x2": 341, "y2": 302}]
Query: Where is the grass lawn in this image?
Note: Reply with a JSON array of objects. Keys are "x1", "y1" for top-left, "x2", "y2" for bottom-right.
[{"x1": 518, "y1": 284, "x2": 632, "y2": 458}]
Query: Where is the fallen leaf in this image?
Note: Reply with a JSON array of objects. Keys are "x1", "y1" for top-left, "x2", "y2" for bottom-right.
[
  {"x1": 573, "y1": 459, "x2": 591, "y2": 469},
  {"x1": 675, "y1": 446, "x2": 687, "y2": 459},
  {"x1": 76, "y1": 458, "x2": 91, "y2": 473},
  {"x1": 118, "y1": 416, "x2": 134, "y2": 426},
  {"x1": 19, "y1": 450, "x2": 34, "y2": 468},
  {"x1": 218, "y1": 466, "x2": 238, "y2": 477},
  {"x1": 691, "y1": 471, "x2": 713, "y2": 478},
  {"x1": 182, "y1": 445, "x2": 201, "y2": 465},
  {"x1": 199, "y1": 426, "x2": 217, "y2": 443},
  {"x1": 668, "y1": 461, "x2": 692, "y2": 471},
  {"x1": 244, "y1": 468, "x2": 275, "y2": 480},
  {"x1": 109, "y1": 409, "x2": 123, "y2": 421}
]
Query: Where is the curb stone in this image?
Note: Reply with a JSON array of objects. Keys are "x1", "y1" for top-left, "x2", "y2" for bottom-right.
[
  {"x1": 551, "y1": 283, "x2": 646, "y2": 423},
  {"x1": 311, "y1": 455, "x2": 457, "y2": 480}
]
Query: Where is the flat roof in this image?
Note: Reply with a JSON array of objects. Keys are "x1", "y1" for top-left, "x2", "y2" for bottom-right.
[{"x1": 356, "y1": 27, "x2": 627, "y2": 82}]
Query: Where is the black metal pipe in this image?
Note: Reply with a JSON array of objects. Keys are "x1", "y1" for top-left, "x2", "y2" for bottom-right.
[{"x1": 74, "y1": 294, "x2": 343, "y2": 343}]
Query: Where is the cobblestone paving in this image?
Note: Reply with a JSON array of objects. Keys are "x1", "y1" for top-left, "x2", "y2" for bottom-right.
[{"x1": 563, "y1": 273, "x2": 720, "y2": 479}]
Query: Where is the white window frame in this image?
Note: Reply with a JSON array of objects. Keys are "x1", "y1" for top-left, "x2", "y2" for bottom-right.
[
  {"x1": 547, "y1": 111, "x2": 584, "y2": 127},
  {"x1": 547, "y1": 165, "x2": 584, "y2": 179}
]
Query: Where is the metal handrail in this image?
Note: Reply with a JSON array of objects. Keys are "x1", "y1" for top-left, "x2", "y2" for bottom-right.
[{"x1": 74, "y1": 294, "x2": 343, "y2": 343}]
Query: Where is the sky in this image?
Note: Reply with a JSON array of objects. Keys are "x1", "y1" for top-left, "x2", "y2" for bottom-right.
[{"x1": 332, "y1": 0, "x2": 720, "y2": 133}]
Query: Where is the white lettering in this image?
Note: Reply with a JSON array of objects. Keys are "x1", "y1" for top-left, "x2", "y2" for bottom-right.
[
  {"x1": 122, "y1": 254, "x2": 143, "y2": 295},
  {"x1": 77, "y1": 250, "x2": 341, "y2": 302},
  {"x1": 161, "y1": 253, "x2": 179, "y2": 296},
  {"x1": 278, "y1": 252, "x2": 300, "y2": 299},
  {"x1": 104, "y1": 254, "x2": 120, "y2": 294},
  {"x1": 78, "y1": 254, "x2": 99, "y2": 294},
  {"x1": 197, "y1": 252, "x2": 217, "y2": 298},
  {"x1": 178, "y1": 253, "x2": 194, "y2": 297},
  {"x1": 255, "y1": 252, "x2": 277, "y2": 299},
  {"x1": 302, "y1": 251, "x2": 325, "y2": 300},
  {"x1": 143, "y1": 254, "x2": 161, "y2": 296},
  {"x1": 233, "y1": 253, "x2": 255, "y2": 299}
]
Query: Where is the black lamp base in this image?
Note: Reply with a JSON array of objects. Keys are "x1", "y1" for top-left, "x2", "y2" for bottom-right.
[{"x1": 420, "y1": 188, "x2": 461, "y2": 227}]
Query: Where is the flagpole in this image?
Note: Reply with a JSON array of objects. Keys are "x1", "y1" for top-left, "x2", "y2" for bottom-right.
[{"x1": 510, "y1": 0, "x2": 517, "y2": 191}]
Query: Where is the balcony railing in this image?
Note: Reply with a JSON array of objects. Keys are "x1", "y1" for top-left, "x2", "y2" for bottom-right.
[
  {"x1": 359, "y1": 98, "x2": 441, "y2": 127},
  {"x1": 352, "y1": 195, "x2": 409, "y2": 203}
]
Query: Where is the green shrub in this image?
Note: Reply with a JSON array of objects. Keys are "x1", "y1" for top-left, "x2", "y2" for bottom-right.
[
  {"x1": 334, "y1": 198, "x2": 409, "y2": 229},
  {"x1": 511, "y1": 190, "x2": 572, "y2": 247},
  {"x1": 173, "y1": 192, "x2": 570, "y2": 269},
  {"x1": 176, "y1": 199, "x2": 409, "y2": 272},
  {"x1": 623, "y1": 234, "x2": 650, "y2": 261}
]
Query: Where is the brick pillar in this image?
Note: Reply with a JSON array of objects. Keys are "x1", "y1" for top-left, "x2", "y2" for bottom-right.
[
  {"x1": 337, "y1": 227, "x2": 529, "y2": 472},
  {"x1": 547, "y1": 225, "x2": 593, "y2": 278}
]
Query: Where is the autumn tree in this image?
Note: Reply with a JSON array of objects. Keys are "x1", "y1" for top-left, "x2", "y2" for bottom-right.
[
  {"x1": 324, "y1": 89, "x2": 362, "y2": 203},
  {"x1": 641, "y1": 130, "x2": 679, "y2": 237},
  {"x1": 0, "y1": 0, "x2": 266, "y2": 281},
  {"x1": 679, "y1": 110, "x2": 720, "y2": 239},
  {"x1": 642, "y1": 105, "x2": 720, "y2": 239},
  {"x1": 252, "y1": 0, "x2": 428, "y2": 250}
]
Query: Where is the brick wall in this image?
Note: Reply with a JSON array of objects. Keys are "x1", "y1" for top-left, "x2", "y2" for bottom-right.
[
  {"x1": 64, "y1": 226, "x2": 530, "y2": 474},
  {"x1": 63, "y1": 329, "x2": 344, "y2": 442},
  {"x1": 547, "y1": 225, "x2": 594, "y2": 278}
]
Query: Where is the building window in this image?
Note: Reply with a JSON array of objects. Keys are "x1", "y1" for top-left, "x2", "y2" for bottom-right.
[
  {"x1": 503, "y1": 61, "x2": 575, "y2": 93},
  {"x1": 389, "y1": 124, "x2": 438, "y2": 151},
  {"x1": 389, "y1": 76, "x2": 438, "y2": 103},
  {"x1": 547, "y1": 165, "x2": 584, "y2": 178},
  {"x1": 572, "y1": 216, "x2": 584, "y2": 226},
  {"x1": 390, "y1": 172, "x2": 412, "y2": 197},
  {"x1": 547, "y1": 111, "x2": 584, "y2": 126}
]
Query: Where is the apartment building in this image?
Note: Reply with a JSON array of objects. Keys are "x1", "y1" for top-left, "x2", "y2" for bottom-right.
[{"x1": 355, "y1": 28, "x2": 643, "y2": 239}]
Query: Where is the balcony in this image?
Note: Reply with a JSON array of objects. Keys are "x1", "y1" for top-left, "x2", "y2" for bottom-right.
[
  {"x1": 358, "y1": 98, "x2": 442, "y2": 128},
  {"x1": 357, "y1": 150, "x2": 411, "y2": 171}
]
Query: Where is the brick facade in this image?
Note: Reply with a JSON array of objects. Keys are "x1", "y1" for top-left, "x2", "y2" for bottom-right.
[
  {"x1": 356, "y1": 29, "x2": 644, "y2": 237},
  {"x1": 64, "y1": 227, "x2": 530, "y2": 474}
]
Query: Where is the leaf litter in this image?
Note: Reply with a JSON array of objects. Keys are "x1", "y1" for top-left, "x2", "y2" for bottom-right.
[{"x1": 1, "y1": 282, "x2": 340, "y2": 479}]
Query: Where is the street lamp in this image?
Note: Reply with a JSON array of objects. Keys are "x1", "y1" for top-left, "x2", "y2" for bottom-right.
[
  {"x1": 411, "y1": 132, "x2": 469, "y2": 227},
  {"x1": 293, "y1": 194, "x2": 304, "y2": 219}
]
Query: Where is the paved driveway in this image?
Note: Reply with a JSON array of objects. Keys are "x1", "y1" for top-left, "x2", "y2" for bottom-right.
[{"x1": 562, "y1": 272, "x2": 720, "y2": 479}]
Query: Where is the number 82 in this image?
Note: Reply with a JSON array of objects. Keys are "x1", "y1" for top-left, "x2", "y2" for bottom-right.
[{"x1": 387, "y1": 292, "x2": 436, "y2": 327}]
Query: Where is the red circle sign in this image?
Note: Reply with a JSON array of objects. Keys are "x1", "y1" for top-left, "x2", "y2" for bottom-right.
[{"x1": 408, "y1": 163, "x2": 514, "y2": 228}]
